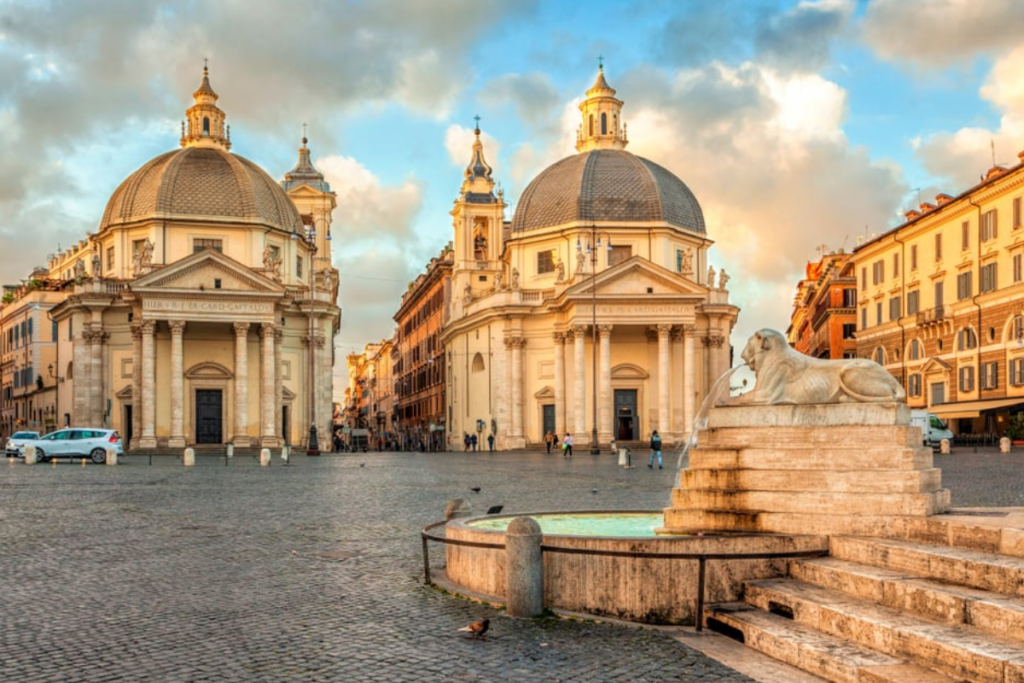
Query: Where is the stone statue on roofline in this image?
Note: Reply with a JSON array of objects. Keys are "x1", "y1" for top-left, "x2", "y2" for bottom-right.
[
  {"x1": 510, "y1": 268, "x2": 520, "y2": 290},
  {"x1": 718, "y1": 269, "x2": 729, "y2": 291},
  {"x1": 720, "y1": 329, "x2": 906, "y2": 406}
]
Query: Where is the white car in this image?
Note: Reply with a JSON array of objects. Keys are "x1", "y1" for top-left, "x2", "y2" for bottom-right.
[
  {"x1": 25, "y1": 429, "x2": 123, "y2": 464},
  {"x1": 5, "y1": 431, "x2": 41, "y2": 457}
]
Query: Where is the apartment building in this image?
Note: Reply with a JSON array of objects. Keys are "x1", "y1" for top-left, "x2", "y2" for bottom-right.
[{"x1": 788, "y1": 250, "x2": 858, "y2": 359}]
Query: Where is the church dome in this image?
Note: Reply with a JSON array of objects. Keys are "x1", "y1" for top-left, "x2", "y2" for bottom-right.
[
  {"x1": 99, "y1": 145, "x2": 304, "y2": 233},
  {"x1": 510, "y1": 149, "x2": 705, "y2": 234}
]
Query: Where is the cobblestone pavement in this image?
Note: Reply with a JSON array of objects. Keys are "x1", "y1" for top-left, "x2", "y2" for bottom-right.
[
  {"x1": 0, "y1": 450, "x2": 755, "y2": 682},
  {"x1": 2, "y1": 446, "x2": 1020, "y2": 682}
]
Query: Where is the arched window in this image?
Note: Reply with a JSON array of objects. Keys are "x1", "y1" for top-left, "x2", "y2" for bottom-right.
[
  {"x1": 908, "y1": 373, "x2": 922, "y2": 397},
  {"x1": 471, "y1": 352, "x2": 485, "y2": 373},
  {"x1": 601, "y1": 113, "x2": 607, "y2": 134},
  {"x1": 908, "y1": 339, "x2": 923, "y2": 360},
  {"x1": 203, "y1": 117, "x2": 210, "y2": 135},
  {"x1": 874, "y1": 347, "x2": 885, "y2": 365},
  {"x1": 1011, "y1": 315, "x2": 1024, "y2": 342},
  {"x1": 588, "y1": 115, "x2": 594, "y2": 136},
  {"x1": 957, "y1": 327, "x2": 977, "y2": 351}
]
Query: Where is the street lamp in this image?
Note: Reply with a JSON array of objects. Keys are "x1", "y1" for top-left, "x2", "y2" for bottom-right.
[
  {"x1": 577, "y1": 227, "x2": 611, "y2": 455},
  {"x1": 293, "y1": 221, "x2": 325, "y2": 455}
]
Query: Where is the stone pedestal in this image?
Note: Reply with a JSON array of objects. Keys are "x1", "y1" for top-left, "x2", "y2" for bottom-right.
[{"x1": 662, "y1": 403, "x2": 951, "y2": 537}]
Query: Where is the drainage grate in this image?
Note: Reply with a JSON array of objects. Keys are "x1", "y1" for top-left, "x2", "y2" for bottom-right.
[{"x1": 705, "y1": 617, "x2": 745, "y2": 643}]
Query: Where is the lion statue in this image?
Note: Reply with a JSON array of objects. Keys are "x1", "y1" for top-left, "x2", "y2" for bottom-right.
[{"x1": 721, "y1": 329, "x2": 905, "y2": 405}]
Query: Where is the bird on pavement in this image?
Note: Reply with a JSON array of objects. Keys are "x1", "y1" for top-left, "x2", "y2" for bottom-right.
[
  {"x1": 470, "y1": 487, "x2": 481, "y2": 493},
  {"x1": 458, "y1": 618, "x2": 490, "y2": 640},
  {"x1": 359, "y1": 463, "x2": 366, "y2": 467}
]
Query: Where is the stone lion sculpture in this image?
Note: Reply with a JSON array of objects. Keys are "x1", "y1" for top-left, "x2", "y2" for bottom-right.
[{"x1": 722, "y1": 329, "x2": 905, "y2": 405}]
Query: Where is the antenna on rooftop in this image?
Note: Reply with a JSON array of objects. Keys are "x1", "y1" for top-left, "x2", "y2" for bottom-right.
[{"x1": 991, "y1": 139, "x2": 996, "y2": 167}]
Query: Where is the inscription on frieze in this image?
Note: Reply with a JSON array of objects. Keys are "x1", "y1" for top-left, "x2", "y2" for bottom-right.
[
  {"x1": 143, "y1": 299, "x2": 270, "y2": 314},
  {"x1": 593, "y1": 304, "x2": 689, "y2": 316}
]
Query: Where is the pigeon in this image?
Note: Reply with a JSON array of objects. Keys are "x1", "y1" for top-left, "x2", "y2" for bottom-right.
[
  {"x1": 359, "y1": 463, "x2": 366, "y2": 468},
  {"x1": 591, "y1": 488, "x2": 599, "y2": 494},
  {"x1": 458, "y1": 618, "x2": 489, "y2": 640},
  {"x1": 470, "y1": 487, "x2": 481, "y2": 493}
]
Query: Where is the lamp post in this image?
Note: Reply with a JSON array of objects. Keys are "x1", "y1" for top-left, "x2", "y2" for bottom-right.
[
  {"x1": 295, "y1": 222, "x2": 321, "y2": 455},
  {"x1": 577, "y1": 227, "x2": 611, "y2": 455}
]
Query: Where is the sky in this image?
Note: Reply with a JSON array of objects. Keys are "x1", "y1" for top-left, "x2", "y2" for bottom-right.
[{"x1": 2, "y1": 0, "x2": 1024, "y2": 386}]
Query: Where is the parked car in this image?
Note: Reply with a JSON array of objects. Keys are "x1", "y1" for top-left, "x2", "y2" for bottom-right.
[
  {"x1": 23, "y1": 429, "x2": 123, "y2": 463},
  {"x1": 5, "y1": 431, "x2": 41, "y2": 457}
]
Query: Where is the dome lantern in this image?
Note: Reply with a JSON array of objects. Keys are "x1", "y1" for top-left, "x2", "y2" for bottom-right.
[
  {"x1": 180, "y1": 63, "x2": 231, "y2": 150},
  {"x1": 575, "y1": 62, "x2": 628, "y2": 153}
]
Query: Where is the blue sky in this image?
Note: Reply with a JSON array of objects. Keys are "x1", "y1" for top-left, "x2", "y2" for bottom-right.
[{"x1": 2, "y1": 0, "x2": 1023, "y2": 369}]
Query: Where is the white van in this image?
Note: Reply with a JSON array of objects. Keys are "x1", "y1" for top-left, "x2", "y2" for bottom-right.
[{"x1": 910, "y1": 410, "x2": 953, "y2": 448}]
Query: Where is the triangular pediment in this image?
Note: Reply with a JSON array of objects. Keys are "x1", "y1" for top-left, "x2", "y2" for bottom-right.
[
  {"x1": 562, "y1": 256, "x2": 707, "y2": 298},
  {"x1": 115, "y1": 385, "x2": 133, "y2": 400},
  {"x1": 921, "y1": 357, "x2": 952, "y2": 374},
  {"x1": 282, "y1": 386, "x2": 296, "y2": 400},
  {"x1": 129, "y1": 249, "x2": 286, "y2": 294},
  {"x1": 534, "y1": 385, "x2": 554, "y2": 399}
]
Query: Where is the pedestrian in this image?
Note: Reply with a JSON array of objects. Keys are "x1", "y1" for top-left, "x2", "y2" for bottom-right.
[
  {"x1": 471, "y1": 433, "x2": 478, "y2": 452},
  {"x1": 553, "y1": 433, "x2": 559, "y2": 451},
  {"x1": 648, "y1": 430, "x2": 663, "y2": 469},
  {"x1": 487, "y1": 433, "x2": 495, "y2": 452},
  {"x1": 544, "y1": 430, "x2": 553, "y2": 453},
  {"x1": 464, "y1": 433, "x2": 471, "y2": 451},
  {"x1": 563, "y1": 433, "x2": 573, "y2": 457}
]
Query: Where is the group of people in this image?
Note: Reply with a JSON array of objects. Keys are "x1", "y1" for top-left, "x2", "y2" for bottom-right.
[
  {"x1": 463, "y1": 432, "x2": 495, "y2": 452},
  {"x1": 543, "y1": 429, "x2": 663, "y2": 468}
]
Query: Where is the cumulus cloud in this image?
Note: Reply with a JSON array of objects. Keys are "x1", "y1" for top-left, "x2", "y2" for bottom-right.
[
  {"x1": 443, "y1": 125, "x2": 502, "y2": 171},
  {"x1": 756, "y1": 0, "x2": 855, "y2": 73},
  {"x1": 862, "y1": 0, "x2": 1024, "y2": 67},
  {"x1": 477, "y1": 72, "x2": 561, "y2": 134}
]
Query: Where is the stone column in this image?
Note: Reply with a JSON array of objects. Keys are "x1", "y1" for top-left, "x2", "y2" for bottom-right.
[
  {"x1": 73, "y1": 328, "x2": 91, "y2": 426},
  {"x1": 553, "y1": 332, "x2": 565, "y2": 435},
  {"x1": 130, "y1": 324, "x2": 141, "y2": 449},
  {"x1": 572, "y1": 325, "x2": 586, "y2": 436},
  {"x1": 598, "y1": 324, "x2": 613, "y2": 443},
  {"x1": 706, "y1": 333, "x2": 724, "y2": 392},
  {"x1": 507, "y1": 336, "x2": 525, "y2": 440},
  {"x1": 260, "y1": 322, "x2": 277, "y2": 446},
  {"x1": 168, "y1": 320, "x2": 186, "y2": 448},
  {"x1": 274, "y1": 328, "x2": 284, "y2": 446},
  {"x1": 657, "y1": 324, "x2": 671, "y2": 435},
  {"x1": 683, "y1": 325, "x2": 696, "y2": 435},
  {"x1": 89, "y1": 326, "x2": 106, "y2": 426},
  {"x1": 315, "y1": 332, "x2": 329, "y2": 448},
  {"x1": 232, "y1": 322, "x2": 250, "y2": 447},
  {"x1": 139, "y1": 320, "x2": 157, "y2": 448}
]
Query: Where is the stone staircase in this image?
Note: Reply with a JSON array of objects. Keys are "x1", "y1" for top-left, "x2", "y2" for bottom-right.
[{"x1": 704, "y1": 518, "x2": 1024, "y2": 683}]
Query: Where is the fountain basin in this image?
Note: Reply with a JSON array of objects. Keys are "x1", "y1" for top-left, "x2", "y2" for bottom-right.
[{"x1": 444, "y1": 510, "x2": 827, "y2": 624}]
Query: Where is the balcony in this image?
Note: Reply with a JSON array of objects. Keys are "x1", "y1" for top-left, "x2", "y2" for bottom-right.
[{"x1": 916, "y1": 306, "x2": 948, "y2": 326}]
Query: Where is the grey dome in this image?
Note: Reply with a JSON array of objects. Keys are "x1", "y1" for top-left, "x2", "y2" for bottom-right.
[{"x1": 511, "y1": 149, "x2": 705, "y2": 234}]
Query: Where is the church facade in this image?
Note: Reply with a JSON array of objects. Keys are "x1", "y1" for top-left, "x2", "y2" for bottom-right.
[
  {"x1": 36, "y1": 67, "x2": 341, "y2": 449},
  {"x1": 441, "y1": 68, "x2": 739, "y2": 450}
]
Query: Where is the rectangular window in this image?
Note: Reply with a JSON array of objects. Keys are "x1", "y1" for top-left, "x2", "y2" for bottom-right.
[
  {"x1": 962, "y1": 220, "x2": 971, "y2": 250},
  {"x1": 910, "y1": 244, "x2": 918, "y2": 270},
  {"x1": 872, "y1": 260, "x2": 884, "y2": 285},
  {"x1": 935, "y1": 233, "x2": 943, "y2": 261},
  {"x1": 908, "y1": 373, "x2": 922, "y2": 398},
  {"x1": 861, "y1": 267, "x2": 867, "y2": 289},
  {"x1": 842, "y1": 288, "x2": 856, "y2": 307},
  {"x1": 537, "y1": 250, "x2": 555, "y2": 274},
  {"x1": 875, "y1": 301, "x2": 882, "y2": 325},
  {"x1": 981, "y1": 262, "x2": 998, "y2": 293},
  {"x1": 1014, "y1": 253, "x2": 1023, "y2": 283},
  {"x1": 934, "y1": 280, "x2": 944, "y2": 309},
  {"x1": 893, "y1": 253, "x2": 900, "y2": 278},
  {"x1": 106, "y1": 247, "x2": 114, "y2": 270},
  {"x1": 982, "y1": 361, "x2": 999, "y2": 390},
  {"x1": 959, "y1": 365, "x2": 975, "y2": 392},
  {"x1": 1015, "y1": 197, "x2": 1022, "y2": 229},
  {"x1": 842, "y1": 323, "x2": 856, "y2": 339},
  {"x1": 957, "y1": 271, "x2": 973, "y2": 300},
  {"x1": 296, "y1": 255, "x2": 303, "y2": 279},
  {"x1": 1010, "y1": 358, "x2": 1024, "y2": 387},
  {"x1": 676, "y1": 250, "x2": 683, "y2": 272},
  {"x1": 193, "y1": 238, "x2": 223, "y2": 253},
  {"x1": 907, "y1": 290, "x2": 920, "y2": 315},
  {"x1": 861, "y1": 307, "x2": 867, "y2": 330},
  {"x1": 980, "y1": 209, "x2": 998, "y2": 242},
  {"x1": 889, "y1": 296, "x2": 901, "y2": 321}
]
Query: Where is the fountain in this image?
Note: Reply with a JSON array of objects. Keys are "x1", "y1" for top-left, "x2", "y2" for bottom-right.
[{"x1": 439, "y1": 328, "x2": 946, "y2": 625}]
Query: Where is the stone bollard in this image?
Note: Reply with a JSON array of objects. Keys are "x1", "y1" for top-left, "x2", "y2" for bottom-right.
[
  {"x1": 183, "y1": 448, "x2": 195, "y2": 467},
  {"x1": 1000, "y1": 436, "x2": 1011, "y2": 454},
  {"x1": 226, "y1": 443, "x2": 234, "y2": 458},
  {"x1": 505, "y1": 516, "x2": 544, "y2": 618},
  {"x1": 23, "y1": 445, "x2": 37, "y2": 465},
  {"x1": 445, "y1": 499, "x2": 472, "y2": 521},
  {"x1": 940, "y1": 438, "x2": 951, "y2": 454},
  {"x1": 281, "y1": 445, "x2": 290, "y2": 464},
  {"x1": 106, "y1": 446, "x2": 117, "y2": 466},
  {"x1": 260, "y1": 448, "x2": 271, "y2": 467}
]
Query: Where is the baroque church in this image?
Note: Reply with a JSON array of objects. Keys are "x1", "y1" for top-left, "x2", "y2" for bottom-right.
[
  {"x1": 47, "y1": 67, "x2": 340, "y2": 449},
  {"x1": 441, "y1": 67, "x2": 739, "y2": 449}
]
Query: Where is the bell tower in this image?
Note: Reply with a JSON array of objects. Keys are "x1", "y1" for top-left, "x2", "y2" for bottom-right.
[
  {"x1": 180, "y1": 63, "x2": 231, "y2": 150},
  {"x1": 575, "y1": 61, "x2": 628, "y2": 153},
  {"x1": 450, "y1": 119, "x2": 505, "y2": 301}
]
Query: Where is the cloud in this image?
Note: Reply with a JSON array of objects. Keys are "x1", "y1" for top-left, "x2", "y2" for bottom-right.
[
  {"x1": 443, "y1": 125, "x2": 502, "y2": 171},
  {"x1": 755, "y1": 0, "x2": 854, "y2": 72},
  {"x1": 477, "y1": 72, "x2": 561, "y2": 134},
  {"x1": 861, "y1": 0, "x2": 1024, "y2": 67}
]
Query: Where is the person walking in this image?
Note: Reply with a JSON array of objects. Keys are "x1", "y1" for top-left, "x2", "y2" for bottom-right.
[
  {"x1": 563, "y1": 433, "x2": 574, "y2": 458},
  {"x1": 544, "y1": 431, "x2": 553, "y2": 454},
  {"x1": 471, "y1": 433, "x2": 478, "y2": 452},
  {"x1": 463, "y1": 433, "x2": 471, "y2": 451},
  {"x1": 487, "y1": 433, "x2": 495, "y2": 452},
  {"x1": 648, "y1": 430, "x2": 663, "y2": 469}
]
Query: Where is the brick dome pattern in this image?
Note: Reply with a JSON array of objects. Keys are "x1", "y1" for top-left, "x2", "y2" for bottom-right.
[
  {"x1": 100, "y1": 146, "x2": 303, "y2": 233},
  {"x1": 511, "y1": 150, "x2": 705, "y2": 234}
]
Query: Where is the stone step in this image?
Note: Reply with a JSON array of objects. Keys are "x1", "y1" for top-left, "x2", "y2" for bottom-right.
[
  {"x1": 688, "y1": 445, "x2": 933, "y2": 471},
  {"x1": 662, "y1": 509, "x2": 942, "y2": 538},
  {"x1": 704, "y1": 603, "x2": 958, "y2": 683},
  {"x1": 831, "y1": 536, "x2": 1024, "y2": 597},
  {"x1": 671, "y1": 488, "x2": 948, "y2": 517},
  {"x1": 744, "y1": 578, "x2": 1024, "y2": 683},
  {"x1": 789, "y1": 556, "x2": 1024, "y2": 644},
  {"x1": 681, "y1": 468, "x2": 943, "y2": 494},
  {"x1": 698, "y1": 425, "x2": 922, "y2": 450}
]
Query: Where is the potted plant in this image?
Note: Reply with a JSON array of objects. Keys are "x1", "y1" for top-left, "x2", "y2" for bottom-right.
[{"x1": 1006, "y1": 413, "x2": 1024, "y2": 447}]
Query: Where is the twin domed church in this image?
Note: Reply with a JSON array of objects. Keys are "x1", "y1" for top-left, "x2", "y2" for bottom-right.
[{"x1": 3, "y1": 63, "x2": 738, "y2": 450}]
